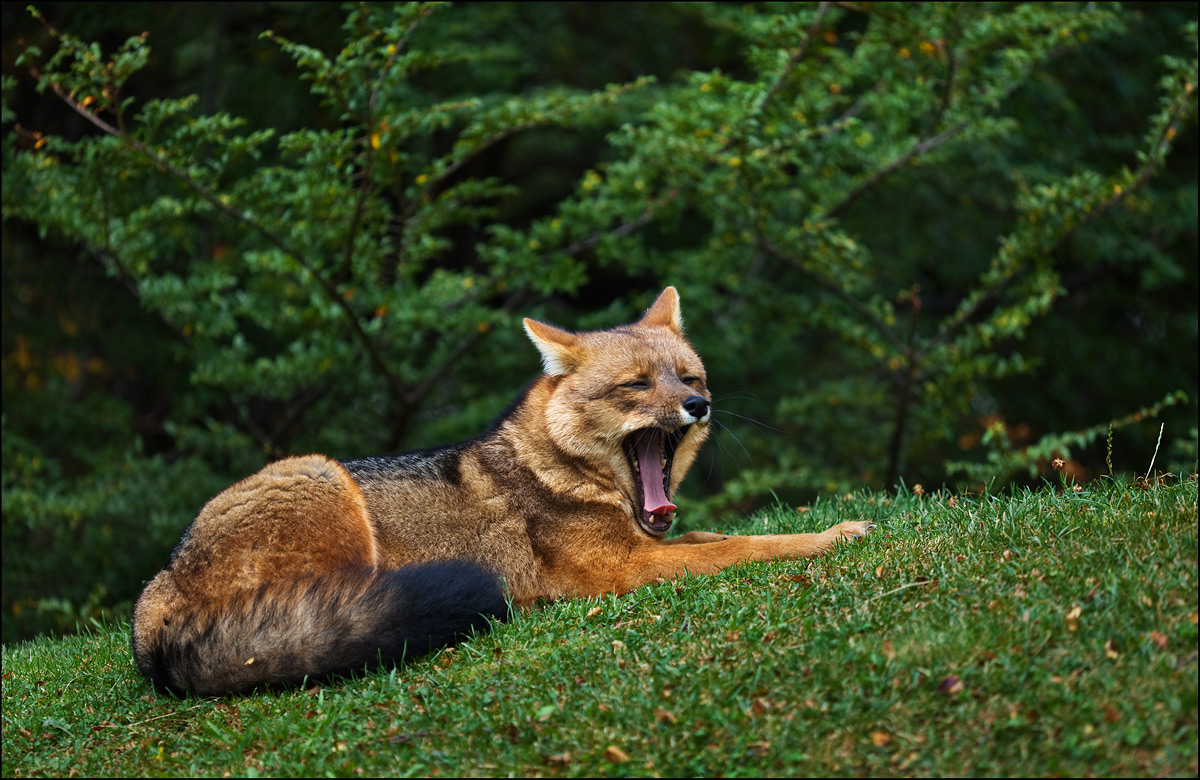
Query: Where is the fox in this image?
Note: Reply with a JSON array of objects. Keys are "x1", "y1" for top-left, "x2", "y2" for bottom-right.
[{"x1": 131, "y1": 287, "x2": 874, "y2": 696}]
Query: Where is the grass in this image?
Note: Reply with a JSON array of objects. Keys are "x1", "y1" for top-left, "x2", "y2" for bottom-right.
[{"x1": 2, "y1": 477, "x2": 1196, "y2": 777}]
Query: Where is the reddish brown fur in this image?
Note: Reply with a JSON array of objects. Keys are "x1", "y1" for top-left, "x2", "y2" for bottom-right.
[{"x1": 131, "y1": 288, "x2": 873, "y2": 695}]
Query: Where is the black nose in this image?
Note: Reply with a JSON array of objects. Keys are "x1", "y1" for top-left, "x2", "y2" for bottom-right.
[{"x1": 683, "y1": 396, "x2": 710, "y2": 419}]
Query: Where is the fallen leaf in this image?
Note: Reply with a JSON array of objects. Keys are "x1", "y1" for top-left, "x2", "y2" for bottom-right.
[
  {"x1": 748, "y1": 740, "x2": 771, "y2": 756},
  {"x1": 653, "y1": 707, "x2": 677, "y2": 724},
  {"x1": 870, "y1": 730, "x2": 892, "y2": 747},
  {"x1": 1065, "y1": 605, "x2": 1082, "y2": 632},
  {"x1": 1105, "y1": 639, "x2": 1120, "y2": 659},
  {"x1": 882, "y1": 639, "x2": 895, "y2": 661},
  {"x1": 1104, "y1": 707, "x2": 1121, "y2": 724},
  {"x1": 938, "y1": 675, "x2": 964, "y2": 695},
  {"x1": 1150, "y1": 630, "x2": 1168, "y2": 649},
  {"x1": 547, "y1": 752, "x2": 571, "y2": 764},
  {"x1": 604, "y1": 745, "x2": 629, "y2": 763},
  {"x1": 586, "y1": 606, "x2": 602, "y2": 618}
]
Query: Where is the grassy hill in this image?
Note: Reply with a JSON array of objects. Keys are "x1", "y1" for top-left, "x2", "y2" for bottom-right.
[{"x1": 2, "y1": 477, "x2": 1196, "y2": 777}]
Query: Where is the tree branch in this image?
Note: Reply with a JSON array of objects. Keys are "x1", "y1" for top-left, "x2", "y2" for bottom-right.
[
  {"x1": 340, "y1": 7, "x2": 432, "y2": 283},
  {"x1": 751, "y1": 2, "x2": 833, "y2": 118},
  {"x1": 756, "y1": 234, "x2": 908, "y2": 357},
  {"x1": 921, "y1": 82, "x2": 1196, "y2": 358},
  {"x1": 33, "y1": 64, "x2": 414, "y2": 413},
  {"x1": 825, "y1": 119, "x2": 969, "y2": 220}
]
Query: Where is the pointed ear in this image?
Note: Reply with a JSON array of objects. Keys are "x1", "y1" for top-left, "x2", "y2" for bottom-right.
[
  {"x1": 523, "y1": 318, "x2": 580, "y2": 377},
  {"x1": 635, "y1": 287, "x2": 683, "y2": 334}
]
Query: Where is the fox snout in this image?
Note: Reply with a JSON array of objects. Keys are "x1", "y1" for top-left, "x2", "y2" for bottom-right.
[{"x1": 681, "y1": 395, "x2": 710, "y2": 424}]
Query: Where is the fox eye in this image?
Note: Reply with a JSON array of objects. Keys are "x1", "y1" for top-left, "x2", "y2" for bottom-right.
[
  {"x1": 681, "y1": 375, "x2": 701, "y2": 387},
  {"x1": 622, "y1": 379, "x2": 650, "y2": 390}
]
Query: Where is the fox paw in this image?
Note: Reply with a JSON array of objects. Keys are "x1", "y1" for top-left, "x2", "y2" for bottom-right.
[{"x1": 834, "y1": 520, "x2": 876, "y2": 540}]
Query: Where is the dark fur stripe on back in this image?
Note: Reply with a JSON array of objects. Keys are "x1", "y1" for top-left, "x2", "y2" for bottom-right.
[{"x1": 339, "y1": 382, "x2": 536, "y2": 486}]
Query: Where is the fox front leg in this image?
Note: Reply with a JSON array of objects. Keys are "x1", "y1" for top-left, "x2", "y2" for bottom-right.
[{"x1": 626, "y1": 521, "x2": 876, "y2": 585}]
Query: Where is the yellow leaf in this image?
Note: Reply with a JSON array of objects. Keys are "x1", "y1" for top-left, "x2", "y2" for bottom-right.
[
  {"x1": 604, "y1": 746, "x2": 629, "y2": 763},
  {"x1": 1065, "y1": 605, "x2": 1082, "y2": 631}
]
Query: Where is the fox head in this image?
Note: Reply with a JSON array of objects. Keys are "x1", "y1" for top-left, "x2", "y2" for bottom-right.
[{"x1": 522, "y1": 287, "x2": 711, "y2": 537}]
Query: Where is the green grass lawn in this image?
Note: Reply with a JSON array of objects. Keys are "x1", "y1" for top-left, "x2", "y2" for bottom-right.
[{"x1": 3, "y1": 477, "x2": 1196, "y2": 777}]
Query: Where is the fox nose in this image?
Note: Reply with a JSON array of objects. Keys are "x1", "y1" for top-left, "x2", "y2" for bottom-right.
[{"x1": 682, "y1": 396, "x2": 710, "y2": 420}]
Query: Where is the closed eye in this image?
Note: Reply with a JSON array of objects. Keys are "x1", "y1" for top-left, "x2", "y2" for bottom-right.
[{"x1": 622, "y1": 380, "x2": 649, "y2": 390}]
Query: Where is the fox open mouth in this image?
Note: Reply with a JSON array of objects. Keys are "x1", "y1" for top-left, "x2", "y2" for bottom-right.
[{"x1": 623, "y1": 426, "x2": 689, "y2": 536}]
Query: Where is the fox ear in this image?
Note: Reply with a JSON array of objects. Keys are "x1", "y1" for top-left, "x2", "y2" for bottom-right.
[
  {"x1": 636, "y1": 287, "x2": 683, "y2": 334},
  {"x1": 523, "y1": 318, "x2": 579, "y2": 377}
]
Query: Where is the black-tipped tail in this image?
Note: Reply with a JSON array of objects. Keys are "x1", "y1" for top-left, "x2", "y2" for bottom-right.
[{"x1": 134, "y1": 560, "x2": 506, "y2": 697}]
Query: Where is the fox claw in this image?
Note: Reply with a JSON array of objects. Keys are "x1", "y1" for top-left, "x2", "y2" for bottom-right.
[{"x1": 836, "y1": 520, "x2": 876, "y2": 540}]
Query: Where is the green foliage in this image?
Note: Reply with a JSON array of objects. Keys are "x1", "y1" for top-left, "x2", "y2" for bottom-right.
[
  {"x1": 945, "y1": 389, "x2": 1189, "y2": 486},
  {"x1": 2, "y1": 3, "x2": 1196, "y2": 640},
  {"x1": 1, "y1": 421, "x2": 227, "y2": 642},
  {"x1": 2, "y1": 479, "x2": 1196, "y2": 776}
]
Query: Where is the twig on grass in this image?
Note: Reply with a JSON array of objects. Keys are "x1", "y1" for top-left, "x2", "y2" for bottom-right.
[{"x1": 867, "y1": 579, "x2": 937, "y2": 603}]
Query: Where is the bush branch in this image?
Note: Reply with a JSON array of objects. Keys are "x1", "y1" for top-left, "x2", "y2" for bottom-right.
[{"x1": 32, "y1": 63, "x2": 413, "y2": 414}]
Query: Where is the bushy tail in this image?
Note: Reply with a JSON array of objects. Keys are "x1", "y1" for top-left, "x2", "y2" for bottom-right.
[{"x1": 133, "y1": 560, "x2": 506, "y2": 697}]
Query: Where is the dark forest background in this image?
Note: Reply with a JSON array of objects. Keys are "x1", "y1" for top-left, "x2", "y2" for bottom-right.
[{"x1": 3, "y1": 2, "x2": 1196, "y2": 643}]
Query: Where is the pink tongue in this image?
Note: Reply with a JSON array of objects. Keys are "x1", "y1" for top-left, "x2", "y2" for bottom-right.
[{"x1": 635, "y1": 431, "x2": 676, "y2": 516}]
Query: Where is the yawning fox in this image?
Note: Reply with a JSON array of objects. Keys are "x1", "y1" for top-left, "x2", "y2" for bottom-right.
[{"x1": 132, "y1": 287, "x2": 874, "y2": 695}]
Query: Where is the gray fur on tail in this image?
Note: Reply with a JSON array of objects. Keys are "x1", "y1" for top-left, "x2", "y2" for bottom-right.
[{"x1": 133, "y1": 560, "x2": 506, "y2": 696}]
